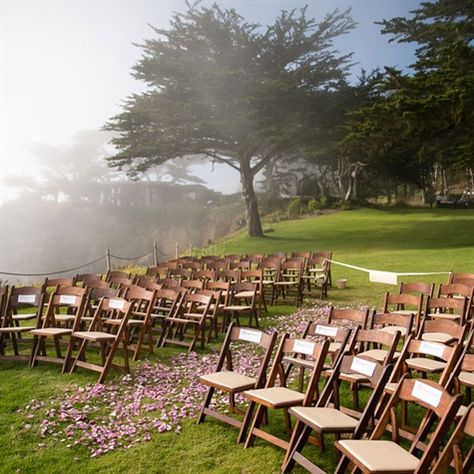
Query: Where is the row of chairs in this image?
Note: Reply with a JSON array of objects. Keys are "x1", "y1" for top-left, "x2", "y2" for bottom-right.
[{"x1": 197, "y1": 314, "x2": 474, "y2": 474}]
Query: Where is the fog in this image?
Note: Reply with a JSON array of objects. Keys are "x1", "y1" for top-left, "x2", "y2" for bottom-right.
[{"x1": 0, "y1": 1, "x2": 421, "y2": 281}]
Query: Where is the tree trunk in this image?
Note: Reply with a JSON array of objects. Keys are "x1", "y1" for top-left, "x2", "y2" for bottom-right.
[{"x1": 240, "y1": 163, "x2": 263, "y2": 237}]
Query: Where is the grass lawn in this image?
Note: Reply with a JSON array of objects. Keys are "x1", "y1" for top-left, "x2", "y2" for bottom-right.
[{"x1": 1, "y1": 207, "x2": 473, "y2": 473}]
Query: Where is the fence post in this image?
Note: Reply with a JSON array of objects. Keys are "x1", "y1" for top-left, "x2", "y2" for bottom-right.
[
  {"x1": 175, "y1": 242, "x2": 179, "y2": 259},
  {"x1": 106, "y1": 248, "x2": 111, "y2": 272},
  {"x1": 153, "y1": 242, "x2": 159, "y2": 266}
]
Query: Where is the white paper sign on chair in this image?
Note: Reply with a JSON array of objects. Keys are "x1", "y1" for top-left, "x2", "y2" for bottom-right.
[
  {"x1": 239, "y1": 328, "x2": 262, "y2": 344},
  {"x1": 411, "y1": 380, "x2": 442, "y2": 408},
  {"x1": 293, "y1": 339, "x2": 315, "y2": 356},
  {"x1": 18, "y1": 294, "x2": 36, "y2": 304},
  {"x1": 315, "y1": 325, "x2": 338, "y2": 337},
  {"x1": 59, "y1": 295, "x2": 77, "y2": 305}
]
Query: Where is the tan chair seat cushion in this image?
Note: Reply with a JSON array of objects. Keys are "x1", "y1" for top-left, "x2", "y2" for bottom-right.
[
  {"x1": 199, "y1": 371, "x2": 256, "y2": 392},
  {"x1": 459, "y1": 371, "x2": 474, "y2": 388},
  {"x1": 244, "y1": 387, "x2": 305, "y2": 408},
  {"x1": 391, "y1": 310, "x2": 414, "y2": 316},
  {"x1": 12, "y1": 313, "x2": 36, "y2": 321},
  {"x1": 380, "y1": 325, "x2": 408, "y2": 336},
  {"x1": 457, "y1": 404, "x2": 467, "y2": 418},
  {"x1": 357, "y1": 349, "x2": 400, "y2": 363},
  {"x1": 406, "y1": 357, "x2": 446, "y2": 372},
  {"x1": 224, "y1": 305, "x2": 252, "y2": 312},
  {"x1": 72, "y1": 331, "x2": 116, "y2": 341},
  {"x1": 54, "y1": 314, "x2": 76, "y2": 322},
  {"x1": 30, "y1": 327, "x2": 72, "y2": 336},
  {"x1": 105, "y1": 318, "x2": 143, "y2": 326},
  {"x1": 234, "y1": 291, "x2": 255, "y2": 298},
  {"x1": 421, "y1": 332, "x2": 455, "y2": 344},
  {"x1": 339, "y1": 372, "x2": 369, "y2": 383},
  {"x1": 291, "y1": 407, "x2": 358, "y2": 431},
  {"x1": 427, "y1": 312, "x2": 461, "y2": 321},
  {"x1": 0, "y1": 325, "x2": 36, "y2": 333},
  {"x1": 337, "y1": 440, "x2": 419, "y2": 472}
]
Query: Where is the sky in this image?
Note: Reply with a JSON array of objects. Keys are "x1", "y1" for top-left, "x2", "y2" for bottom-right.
[{"x1": 0, "y1": 0, "x2": 423, "y2": 197}]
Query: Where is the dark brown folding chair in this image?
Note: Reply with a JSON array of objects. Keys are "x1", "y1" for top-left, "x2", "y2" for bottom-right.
[
  {"x1": 425, "y1": 295, "x2": 468, "y2": 325},
  {"x1": 438, "y1": 282, "x2": 474, "y2": 320},
  {"x1": 160, "y1": 293, "x2": 212, "y2": 353},
  {"x1": 370, "y1": 311, "x2": 414, "y2": 338},
  {"x1": 44, "y1": 277, "x2": 76, "y2": 291},
  {"x1": 335, "y1": 377, "x2": 462, "y2": 474},
  {"x1": 223, "y1": 282, "x2": 259, "y2": 328},
  {"x1": 399, "y1": 281, "x2": 434, "y2": 298},
  {"x1": 30, "y1": 286, "x2": 87, "y2": 370},
  {"x1": 272, "y1": 260, "x2": 304, "y2": 306},
  {"x1": 117, "y1": 286, "x2": 157, "y2": 360},
  {"x1": 241, "y1": 336, "x2": 329, "y2": 451},
  {"x1": 432, "y1": 401, "x2": 474, "y2": 474},
  {"x1": 417, "y1": 318, "x2": 468, "y2": 345},
  {"x1": 282, "y1": 355, "x2": 393, "y2": 473},
  {"x1": 197, "y1": 323, "x2": 277, "y2": 440},
  {"x1": 0, "y1": 286, "x2": 46, "y2": 361},
  {"x1": 66, "y1": 297, "x2": 133, "y2": 383},
  {"x1": 383, "y1": 292, "x2": 424, "y2": 333},
  {"x1": 145, "y1": 265, "x2": 170, "y2": 280},
  {"x1": 181, "y1": 279, "x2": 205, "y2": 294}
]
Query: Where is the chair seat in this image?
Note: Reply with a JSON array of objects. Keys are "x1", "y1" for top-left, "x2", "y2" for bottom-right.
[
  {"x1": 199, "y1": 371, "x2": 256, "y2": 392},
  {"x1": 459, "y1": 371, "x2": 474, "y2": 388},
  {"x1": 406, "y1": 357, "x2": 446, "y2": 372},
  {"x1": 54, "y1": 314, "x2": 76, "y2": 322},
  {"x1": 358, "y1": 349, "x2": 400, "y2": 363},
  {"x1": 291, "y1": 407, "x2": 358, "y2": 431},
  {"x1": 244, "y1": 387, "x2": 305, "y2": 408},
  {"x1": 421, "y1": 332, "x2": 456, "y2": 344},
  {"x1": 380, "y1": 325, "x2": 408, "y2": 336},
  {"x1": 427, "y1": 312, "x2": 461, "y2": 321},
  {"x1": 224, "y1": 305, "x2": 252, "y2": 312},
  {"x1": 337, "y1": 440, "x2": 419, "y2": 473},
  {"x1": 12, "y1": 313, "x2": 36, "y2": 321},
  {"x1": 339, "y1": 372, "x2": 369, "y2": 383},
  {"x1": 391, "y1": 310, "x2": 414, "y2": 316},
  {"x1": 234, "y1": 291, "x2": 255, "y2": 298},
  {"x1": 457, "y1": 404, "x2": 467, "y2": 417},
  {"x1": 30, "y1": 327, "x2": 72, "y2": 336},
  {"x1": 105, "y1": 318, "x2": 144, "y2": 326},
  {"x1": 72, "y1": 331, "x2": 116, "y2": 341},
  {"x1": 0, "y1": 325, "x2": 36, "y2": 333}
]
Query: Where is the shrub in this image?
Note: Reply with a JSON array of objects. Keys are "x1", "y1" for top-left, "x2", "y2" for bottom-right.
[{"x1": 288, "y1": 197, "x2": 302, "y2": 218}]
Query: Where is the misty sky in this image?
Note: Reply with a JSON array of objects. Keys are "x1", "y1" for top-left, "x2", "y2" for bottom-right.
[{"x1": 1, "y1": 0, "x2": 422, "y2": 197}]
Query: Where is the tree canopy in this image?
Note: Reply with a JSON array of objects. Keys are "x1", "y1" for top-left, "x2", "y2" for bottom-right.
[{"x1": 105, "y1": 1, "x2": 355, "y2": 236}]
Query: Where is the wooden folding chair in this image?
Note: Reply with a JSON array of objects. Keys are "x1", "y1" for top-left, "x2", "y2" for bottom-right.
[
  {"x1": 417, "y1": 318, "x2": 468, "y2": 345},
  {"x1": 44, "y1": 277, "x2": 76, "y2": 292},
  {"x1": 197, "y1": 323, "x2": 277, "y2": 439},
  {"x1": 426, "y1": 295, "x2": 468, "y2": 325},
  {"x1": 223, "y1": 282, "x2": 259, "y2": 328},
  {"x1": 439, "y1": 282, "x2": 474, "y2": 321},
  {"x1": 241, "y1": 269, "x2": 266, "y2": 316},
  {"x1": 399, "y1": 281, "x2": 434, "y2": 298},
  {"x1": 149, "y1": 288, "x2": 182, "y2": 346},
  {"x1": 160, "y1": 293, "x2": 212, "y2": 353},
  {"x1": 383, "y1": 292, "x2": 424, "y2": 333},
  {"x1": 432, "y1": 401, "x2": 474, "y2": 474},
  {"x1": 118, "y1": 286, "x2": 157, "y2": 360},
  {"x1": 282, "y1": 355, "x2": 393, "y2": 473},
  {"x1": 145, "y1": 265, "x2": 170, "y2": 280},
  {"x1": 0, "y1": 286, "x2": 46, "y2": 361},
  {"x1": 334, "y1": 377, "x2": 462, "y2": 474},
  {"x1": 272, "y1": 260, "x2": 304, "y2": 307},
  {"x1": 218, "y1": 269, "x2": 241, "y2": 284},
  {"x1": 449, "y1": 272, "x2": 474, "y2": 285},
  {"x1": 258, "y1": 257, "x2": 280, "y2": 305},
  {"x1": 194, "y1": 269, "x2": 218, "y2": 286},
  {"x1": 30, "y1": 286, "x2": 87, "y2": 370},
  {"x1": 181, "y1": 279, "x2": 205, "y2": 294},
  {"x1": 328, "y1": 306, "x2": 370, "y2": 331},
  {"x1": 66, "y1": 297, "x2": 133, "y2": 383},
  {"x1": 105, "y1": 270, "x2": 131, "y2": 282},
  {"x1": 169, "y1": 267, "x2": 194, "y2": 285},
  {"x1": 241, "y1": 336, "x2": 329, "y2": 451},
  {"x1": 370, "y1": 311, "x2": 414, "y2": 338},
  {"x1": 75, "y1": 273, "x2": 102, "y2": 286},
  {"x1": 283, "y1": 322, "x2": 354, "y2": 394}
]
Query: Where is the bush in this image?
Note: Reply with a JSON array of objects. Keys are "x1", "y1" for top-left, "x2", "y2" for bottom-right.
[
  {"x1": 307, "y1": 198, "x2": 319, "y2": 212},
  {"x1": 288, "y1": 197, "x2": 302, "y2": 218}
]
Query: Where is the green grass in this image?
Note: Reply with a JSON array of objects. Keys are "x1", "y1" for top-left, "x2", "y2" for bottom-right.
[{"x1": 1, "y1": 207, "x2": 473, "y2": 473}]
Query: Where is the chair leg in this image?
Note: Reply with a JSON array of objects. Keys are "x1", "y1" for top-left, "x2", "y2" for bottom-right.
[
  {"x1": 282, "y1": 422, "x2": 312, "y2": 473},
  {"x1": 244, "y1": 403, "x2": 266, "y2": 448},
  {"x1": 197, "y1": 386, "x2": 215, "y2": 424},
  {"x1": 62, "y1": 336, "x2": 75, "y2": 374},
  {"x1": 238, "y1": 401, "x2": 256, "y2": 444},
  {"x1": 70, "y1": 339, "x2": 89, "y2": 373},
  {"x1": 30, "y1": 336, "x2": 44, "y2": 367}
]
